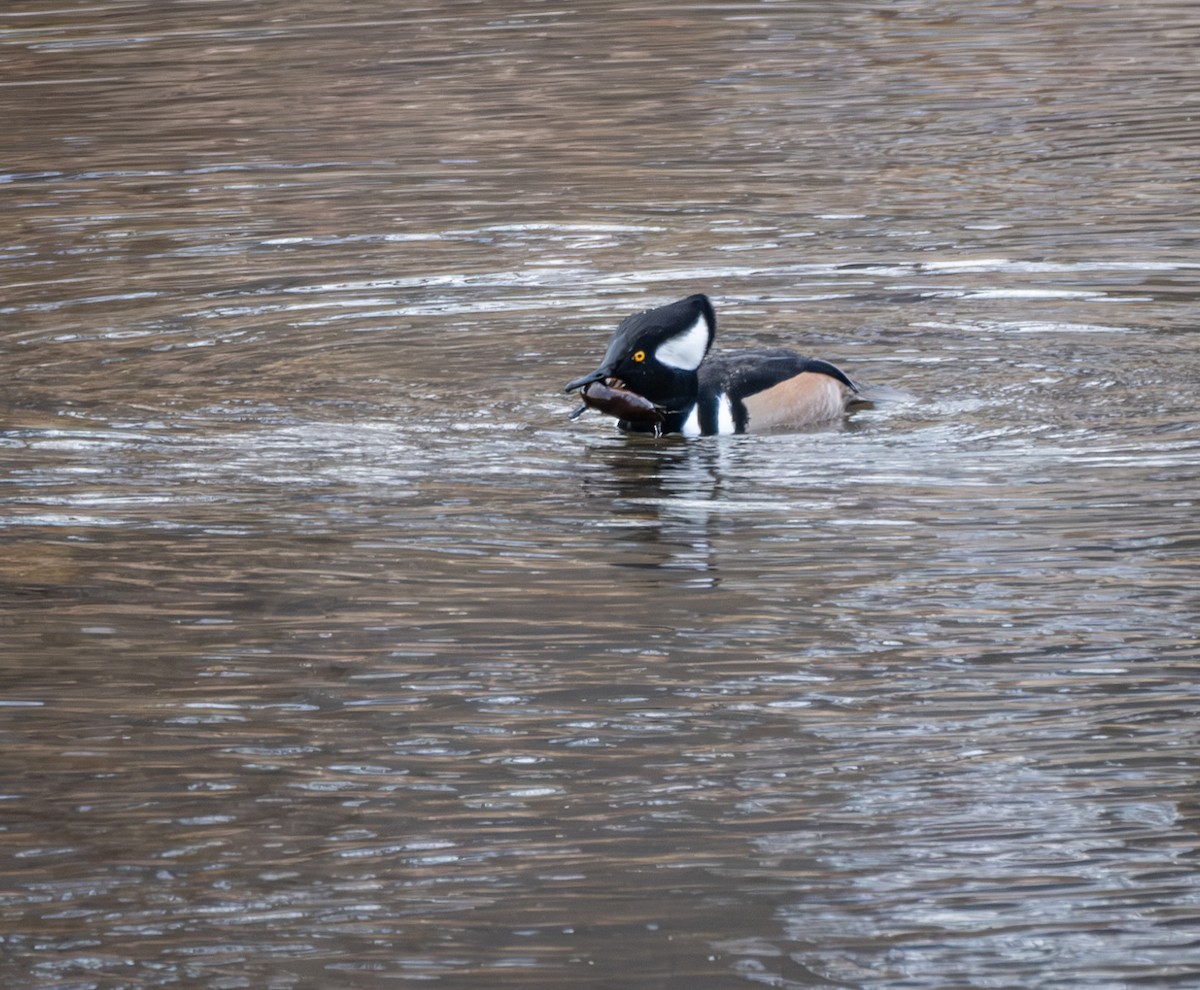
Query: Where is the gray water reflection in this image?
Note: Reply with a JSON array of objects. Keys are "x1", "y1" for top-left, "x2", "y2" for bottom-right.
[{"x1": 3, "y1": 1, "x2": 1200, "y2": 988}]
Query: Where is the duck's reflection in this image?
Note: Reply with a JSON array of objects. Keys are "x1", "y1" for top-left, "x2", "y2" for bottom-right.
[{"x1": 574, "y1": 434, "x2": 753, "y2": 588}]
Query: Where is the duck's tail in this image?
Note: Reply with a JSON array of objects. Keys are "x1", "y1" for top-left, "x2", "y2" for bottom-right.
[{"x1": 848, "y1": 380, "x2": 917, "y2": 409}]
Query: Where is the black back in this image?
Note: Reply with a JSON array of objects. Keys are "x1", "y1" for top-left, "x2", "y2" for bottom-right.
[{"x1": 699, "y1": 349, "x2": 858, "y2": 401}]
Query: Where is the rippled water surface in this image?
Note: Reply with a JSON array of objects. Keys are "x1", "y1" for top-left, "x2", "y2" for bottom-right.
[{"x1": 3, "y1": 2, "x2": 1199, "y2": 988}]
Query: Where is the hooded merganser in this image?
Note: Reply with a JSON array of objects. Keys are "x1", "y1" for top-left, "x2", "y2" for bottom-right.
[{"x1": 565, "y1": 294, "x2": 881, "y2": 436}]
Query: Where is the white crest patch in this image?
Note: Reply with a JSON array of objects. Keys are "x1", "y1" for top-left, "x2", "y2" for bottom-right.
[{"x1": 654, "y1": 313, "x2": 710, "y2": 371}]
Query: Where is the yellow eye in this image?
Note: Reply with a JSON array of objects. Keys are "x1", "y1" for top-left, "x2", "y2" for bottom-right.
[{"x1": 633, "y1": 350, "x2": 646, "y2": 363}]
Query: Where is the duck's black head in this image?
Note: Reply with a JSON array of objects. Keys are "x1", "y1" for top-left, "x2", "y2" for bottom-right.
[{"x1": 564, "y1": 294, "x2": 716, "y2": 410}]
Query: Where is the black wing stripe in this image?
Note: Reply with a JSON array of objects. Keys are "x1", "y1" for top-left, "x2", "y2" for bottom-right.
[
  {"x1": 700, "y1": 349, "x2": 857, "y2": 403},
  {"x1": 800, "y1": 357, "x2": 858, "y2": 392}
]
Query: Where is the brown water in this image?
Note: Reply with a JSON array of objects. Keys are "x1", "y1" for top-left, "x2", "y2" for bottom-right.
[{"x1": 3, "y1": 2, "x2": 1199, "y2": 988}]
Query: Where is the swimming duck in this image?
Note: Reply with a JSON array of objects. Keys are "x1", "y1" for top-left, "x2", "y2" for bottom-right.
[{"x1": 565, "y1": 294, "x2": 883, "y2": 436}]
